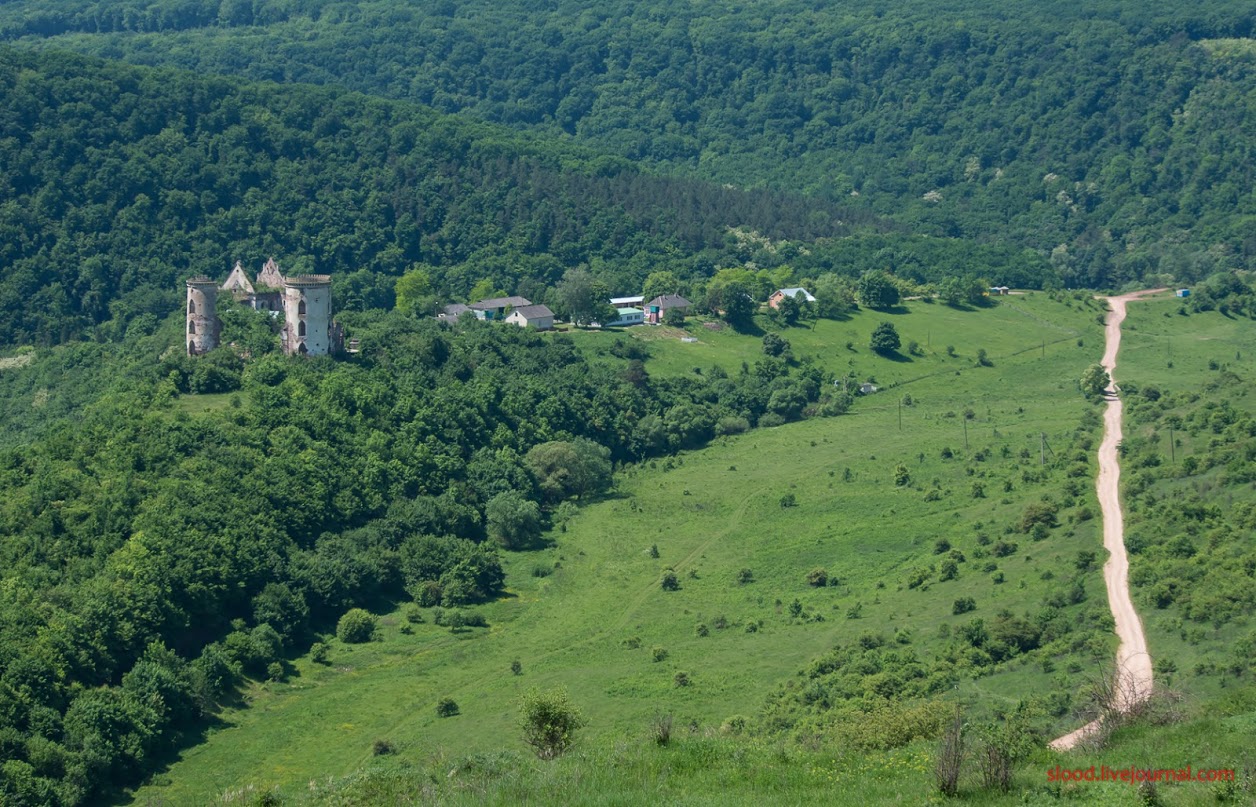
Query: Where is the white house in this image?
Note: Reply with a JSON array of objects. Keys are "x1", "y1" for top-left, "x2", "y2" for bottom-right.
[
  {"x1": 505, "y1": 304, "x2": 554, "y2": 330},
  {"x1": 605, "y1": 307, "x2": 645, "y2": 327}
]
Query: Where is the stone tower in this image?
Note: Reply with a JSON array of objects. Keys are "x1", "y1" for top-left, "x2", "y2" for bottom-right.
[
  {"x1": 186, "y1": 277, "x2": 221, "y2": 355},
  {"x1": 282, "y1": 274, "x2": 333, "y2": 356}
]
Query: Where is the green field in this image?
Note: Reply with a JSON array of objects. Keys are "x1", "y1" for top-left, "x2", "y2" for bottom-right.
[{"x1": 128, "y1": 294, "x2": 1146, "y2": 804}]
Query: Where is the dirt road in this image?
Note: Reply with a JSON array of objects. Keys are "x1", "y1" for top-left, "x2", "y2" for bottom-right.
[{"x1": 1049, "y1": 290, "x2": 1163, "y2": 751}]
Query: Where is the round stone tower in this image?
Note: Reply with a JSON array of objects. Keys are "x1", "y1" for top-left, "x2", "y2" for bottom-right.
[
  {"x1": 186, "y1": 276, "x2": 220, "y2": 355},
  {"x1": 283, "y1": 274, "x2": 333, "y2": 356}
]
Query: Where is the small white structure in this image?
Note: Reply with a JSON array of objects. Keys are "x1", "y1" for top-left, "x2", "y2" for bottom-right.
[
  {"x1": 605, "y1": 307, "x2": 644, "y2": 327},
  {"x1": 470, "y1": 295, "x2": 531, "y2": 320},
  {"x1": 859, "y1": 382, "x2": 878, "y2": 395},
  {"x1": 610, "y1": 295, "x2": 645, "y2": 307},
  {"x1": 769, "y1": 287, "x2": 816, "y2": 308},
  {"x1": 505, "y1": 304, "x2": 554, "y2": 330}
]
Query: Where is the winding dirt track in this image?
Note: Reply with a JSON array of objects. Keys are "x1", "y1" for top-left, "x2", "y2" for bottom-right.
[{"x1": 1049, "y1": 290, "x2": 1162, "y2": 751}]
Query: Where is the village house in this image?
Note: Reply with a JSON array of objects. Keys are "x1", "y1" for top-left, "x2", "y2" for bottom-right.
[
  {"x1": 645, "y1": 294, "x2": 691, "y2": 324},
  {"x1": 470, "y1": 296, "x2": 532, "y2": 320},
  {"x1": 605, "y1": 307, "x2": 645, "y2": 327},
  {"x1": 505, "y1": 304, "x2": 555, "y2": 330},
  {"x1": 438, "y1": 303, "x2": 472, "y2": 323},
  {"x1": 768, "y1": 287, "x2": 816, "y2": 308}
]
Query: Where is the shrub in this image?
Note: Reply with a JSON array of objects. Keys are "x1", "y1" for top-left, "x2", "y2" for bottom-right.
[
  {"x1": 652, "y1": 713, "x2": 673, "y2": 746},
  {"x1": 779, "y1": 492, "x2": 797, "y2": 508},
  {"x1": 695, "y1": 623, "x2": 709, "y2": 637},
  {"x1": 652, "y1": 646, "x2": 668, "y2": 662},
  {"x1": 660, "y1": 571, "x2": 680, "y2": 591},
  {"x1": 991, "y1": 540, "x2": 1018, "y2": 558},
  {"x1": 511, "y1": 659, "x2": 523, "y2": 676},
  {"x1": 372, "y1": 739, "x2": 396, "y2": 756},
  {"x1": 953, "y1": 597, "x2": 976, "y2": 615},
  {"x1": 1019, "y1": 502, "x2": 1058, "y2": 533},
  {"x1": 404, "y1": 605, "x2": 425, "y2": 624},
  {"x1": 737, "y1": 568, "x2": 754, "y2": 584},
  {"x1": 266, "y1": 662, "x2": 284, "y2": 682},
  {"x1": 436, "y1": 697, "x2": 460, "y2": 717},
  {"x1": 806, "y1": 568, "x2": 829, "y2": 587},
  {"x1": 520, "y1": 688, "x2": 585, "y2": 760},
  {"x1": 673, "y1": 671, "x2": 691, "y2": 688},
  {"x1": 336, "y1": 609, "x2": 376, "y2": 644},
  {"x1": 894, "y1": 465, "x2": 911, "y2": 486},
  {"x1": 310, "y1": 642, "x2": 330, "y2": 664},
  {"x1": 721, "y1": 715, "x2": 748, "y2": 734}
]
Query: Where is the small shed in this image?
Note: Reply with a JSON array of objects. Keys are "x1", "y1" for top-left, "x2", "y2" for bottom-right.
[
  {"x1": 505, "y1": 304, "x2": 554, "y2": 330},
  {"x1": 859, "y1": 382, "x2": 878, "y2": 395},
  {"x1": 1176, "y1": 289, "x2": 1190, "y2": 298}
]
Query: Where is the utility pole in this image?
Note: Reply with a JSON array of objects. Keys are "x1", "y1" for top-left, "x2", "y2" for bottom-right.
[
  {"x1": 963, "y1": 418, "x2": 969, "y2": 450},
  {"x1": 1041, "y1": 432, "x2": 1046, "y2": 466},
  {"x1": 898, "y1": 397, "x2": 903, "y2": 431},
  {"x1": 1042, "y1": 338, "x2": 1045, "y2": 358},
  {"x1": 1169, "y1": 425, "x2": 1175, "y2": 463}
]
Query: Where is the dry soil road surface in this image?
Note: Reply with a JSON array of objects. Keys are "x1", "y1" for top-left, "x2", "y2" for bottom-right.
[{"x1": 1049, "y1": 290, "x2": 1162, "y2": 751}]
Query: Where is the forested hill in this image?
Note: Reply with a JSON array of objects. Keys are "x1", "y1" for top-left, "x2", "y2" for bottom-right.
[
  {"x1": 3, "y1": 0, "x2": 1255, "y2": 288},
  {"x1": 0, "y1": 47, "x2": 879, "y2": 347}
]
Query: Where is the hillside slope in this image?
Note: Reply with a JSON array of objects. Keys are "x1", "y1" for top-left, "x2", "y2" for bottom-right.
[{"x1": 4, "y1": 0, "x2": 1255, "y2": 286}]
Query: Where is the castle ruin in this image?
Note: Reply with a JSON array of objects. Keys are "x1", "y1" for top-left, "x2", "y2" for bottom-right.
[{"x1": 186, "y1": 258, "x2": 343, "y2": 357}]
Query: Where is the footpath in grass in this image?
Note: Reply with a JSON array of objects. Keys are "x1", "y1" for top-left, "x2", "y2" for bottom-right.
[{"x1": 132, "y1": 294, "x2": 1122, "y2": 804}]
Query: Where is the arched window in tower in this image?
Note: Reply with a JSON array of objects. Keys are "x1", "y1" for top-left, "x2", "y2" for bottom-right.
[
  {"x1": 188, "y1": 300, "x2": 196, "y2": 314},
  {"x1": 188, "y1": 320, "x2": 196, "y2": 334},
  {"x1": 298, "y1": 320, "x2": 306, "y2": 337},
  {"x1": 298, "y1": 299, "x2": 306, "y2": 315}
]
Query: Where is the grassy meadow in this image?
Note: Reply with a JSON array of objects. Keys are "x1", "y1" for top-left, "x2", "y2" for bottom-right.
[
  {"x1": 125, "y1": 292, "x2": 1256, "y2": 805},
  {"x1": 125, "y1": 293, "x2": 1135, "y2": 804}
]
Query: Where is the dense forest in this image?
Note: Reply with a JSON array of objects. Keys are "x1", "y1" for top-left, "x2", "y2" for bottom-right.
[
  {"x1": 2, "y1": 0, "x2": 1254, "y2": 289},
  {"x1": 0, "y1": 47, "x2": 886, "y2": 347}
]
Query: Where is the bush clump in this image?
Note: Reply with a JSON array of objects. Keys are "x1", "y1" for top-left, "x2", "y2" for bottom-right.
[{"x1": 336, "y1": 608, "x2": 377, "y2": 644}]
